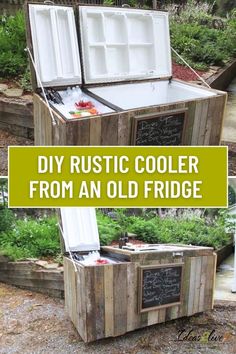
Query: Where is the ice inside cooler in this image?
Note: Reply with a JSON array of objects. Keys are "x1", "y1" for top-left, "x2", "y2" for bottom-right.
[{"x1": 47, "y1": 86, "x2": 114, "y2": 119}]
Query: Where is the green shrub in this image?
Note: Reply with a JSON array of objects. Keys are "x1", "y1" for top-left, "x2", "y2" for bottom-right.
[
  {"x1": 0, "y1": 216, "x2": 60, "y2": 259},
  {"x1": 128, "y1": 217, "x2": 159, "y2": 243},
  {"x1": 96, "y1": 211, "x2": 121, "y2": 246},
  {"x1": 170, "y1": 4, "x2": 236, "y2": 70},
  {"x1": 0, "y1": 208, "x2": 15, "y2": 232},
  {"x1": 126, "y1": 214, "x2": 231, "y2": 249},
  {"x1": 0, "y1": 245, "x2": 32, "y2": 261},
  {"x1": 0, "y1": 11, "x2": 27, "y2": 78}
]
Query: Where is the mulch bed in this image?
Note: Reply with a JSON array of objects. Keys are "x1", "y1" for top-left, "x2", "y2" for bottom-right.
[{"x1": 172, "y1": 62, "x2": 205, "y2": 81}]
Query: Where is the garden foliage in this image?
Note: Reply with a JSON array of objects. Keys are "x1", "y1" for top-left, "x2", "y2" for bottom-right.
[
  {"x1": 0, "y1": 213, "x2": 60, "y2": 260},
  {"x1": 0, "y1": 11, "x2": 27, "y2": 77},
  {"x1": 96, "y1": 208, "x2": 233, "y2": 250},
  {"x1": 170, "y1": 4, "x2": 236, "y2": 70}
]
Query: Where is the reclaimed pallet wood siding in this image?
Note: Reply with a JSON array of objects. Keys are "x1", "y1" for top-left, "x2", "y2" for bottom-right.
[
  {"x1": 34, "y1": 95, "x2": 53, "y2": 145},
  {"x1": 63, "y1": 258, "x2": 79, "y2": 331},
  {"x1": 209, "y1": 94, "x2": 227, "y2": 145},
  {"x1": 34, "y1": 91, "x2": 226, "y2": 147},
  {"x1": 64, "y1": 252, "x2": 216, "y2": 342}
]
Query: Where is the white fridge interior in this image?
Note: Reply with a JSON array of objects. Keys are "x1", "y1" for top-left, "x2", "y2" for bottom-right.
[
  {"x1": 79, "y1": 6, "x2": 217, "y2": 109},
  {"x1": 88, "y1": 80, "x2": 216, "y2": 110},
  {"x1": 29, "y1": 4, "x2": 218, "y2": 117}
]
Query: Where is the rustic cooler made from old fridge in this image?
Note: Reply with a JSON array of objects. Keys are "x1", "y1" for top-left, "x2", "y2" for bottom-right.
[
  {"x1": 26, "y1": 3, "x2": 227, "y2": 146},
  {"x1": 60, "y1": 208, "x2": 217, "y2": 342}
]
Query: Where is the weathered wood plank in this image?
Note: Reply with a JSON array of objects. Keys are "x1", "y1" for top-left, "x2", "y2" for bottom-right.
[
  {"x1": 192, "y1": 257, "x2": 202, "y2": 313},
  {"x1": 184, "y1": 101, "x2": 196, "y2": 145},
  {"x1": 101, "y1": 115, "x2": 118, "y2": 145},
  {"x1": 85, "y1": 266, "x2": 96, "y2": 342},
  {"x1": 76, "y1": 266, "x2": 86, "y2": 341},
  {"x1": 0, "y1": 275, "x2": 64, "y2": 290},
  {"x1": 187, "y1": 257, "x2": 197, "y2": 316},
  {"x1": 0, "y1": 98, "x2": 32, "y2": 117},
  {"x1": 148, "y1": 309, "x2": 159, "y2": 326},
  {"x1": 104, "y1": 265, "x2": 114, "y2": 337},
  {"x1": 197, "y1": 100, "x2": 209, "y2": 145},
  {"x1": 0, "y1": 111, "x2": 33, "y2": 128},
  {"x1": 127, "y1": 262, "x2": 140, "y2": 332},
  {"x1": 209, "y1": 94, "x2": 226, "y2": 144},
  {"x1": 53, "y1": 119, "x2": 67, "y2": 145},
  {"x1": 66, "y1": 119, "x2": 90, "y2": 145},
  {"x1": 94, "y1": 266, "x2": 105, "y2": 340},
  {"x1": 211, "y1": 253, "x2": 217, "y2": 309},
  {"x1": 198, "y1": 256, "x2": 208, "y2": 312},
  {"x1": 118, "y1": 113, "x2": 131, "y2": 145},
  {"x1": 158, "y1": 308, "x2": 166, "y2": 323},
  {"x1": 90, "y1": 117, "x2": 102, "y2": 145},
  {"x1": 191, "y1": 100, "x2": 205, "y2": 145},
  {"x1": 204, "y1": 97, "x2": 215, "y2": 145},
  {"x1": 113, "y1": 264, "x2": 128, "y2": 336}
]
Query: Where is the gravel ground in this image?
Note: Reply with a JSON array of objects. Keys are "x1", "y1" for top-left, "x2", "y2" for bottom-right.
[
  {"x1": 0, "y1": 282, "x2": 235, "y2": 354},
  {"x1": 0, "y1": 130, "x2": 33, "y2": 176}
]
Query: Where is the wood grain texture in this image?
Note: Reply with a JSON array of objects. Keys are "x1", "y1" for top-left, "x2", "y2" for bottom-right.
[
  {"x1": 84, "y1": 266, "x2": 96, "y2": 342},
  {"x1": 127, "y1": 262, "x2": 139, "y2": 331},
  {"x1": 185, "y1": 101, "x2": 196, "y2": 145},
  {"x1": 209, "y1": 94, "x2": 227, "y2": 144},
  {"x1": 104, "y1": 265, "x2": 114, "y2": 337},
  {"x1": 66, "y1": 119, "x2": 90, "y2": 145},
  {"x1": 90, "y1": 117, "x2": 102, "y2": 145},
  {"x1": 64, "y1": 249, "x2": 216, "y2": 343},
  {"x1": 35, "y1": 91, "x2": 226, "y2": 147},
  {"x1": 118, "y1": 113, "x2": 131, "y2": 145},
  {"x1": 192, "y1": 257, "x2": 202, "y2": 314},
  {"x1": 198, "y1": 256, "x2": 208, "y2": 312},
  {"x1": 101, "y1": 115, "x2": 118, "y2": 145},
  {"x1": 94, "y1": 266, "x2": 105, "y2": 339},
  {"x1": 113, "y1": 264, "x2": 128, "y2": 336},
  {"x1": 187, "y1": 257, "x2": 197, "y2": 316},
  {"x1": 197, "y1": 99, "x2": 209, "y2": 145}
]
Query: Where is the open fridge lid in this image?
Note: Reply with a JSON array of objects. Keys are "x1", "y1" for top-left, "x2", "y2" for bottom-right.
[
  {"x1": 60, "y1": 208, "x2": 100, "y2": 252},
  {"x1": 28, "y1": 4, "x2": 82, "y2": 88},
  {"x1": 79, "y1": 6, "x2": 172, "y2": 85}
]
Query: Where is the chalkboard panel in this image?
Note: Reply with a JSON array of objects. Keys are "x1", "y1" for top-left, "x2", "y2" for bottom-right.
[
  {"x1": 139, "y1": 264, "x2": 183, "y2": 312},
  {"x1": 132, "y1": 109, "x2": 187, "y2": 146}
]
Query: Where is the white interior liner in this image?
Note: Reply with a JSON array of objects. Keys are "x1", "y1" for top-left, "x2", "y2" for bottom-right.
[
  {"x1": 79, "y1": 6, "x2": 171, "y2": 84},
  {"x1": 29, "y1": 4, "x2": 82, "y2": 87},
  {"x1": 60, "y1": 208, "x2": 100, "y2": 252},
  {"x1": 50, "y1": 87, "x2": 114, "y2": 119},
  {"x1": 88, "y1": 80, "x2": 216, "y2": 110}
]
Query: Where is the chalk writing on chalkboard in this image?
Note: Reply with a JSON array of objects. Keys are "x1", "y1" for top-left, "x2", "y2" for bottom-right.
[
  {"x1": 139, "y1": 264, "x2": 183, "y2": 312},
  {"x1": 132, "y1": 109, "x2": 187, "y2": 146}
]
